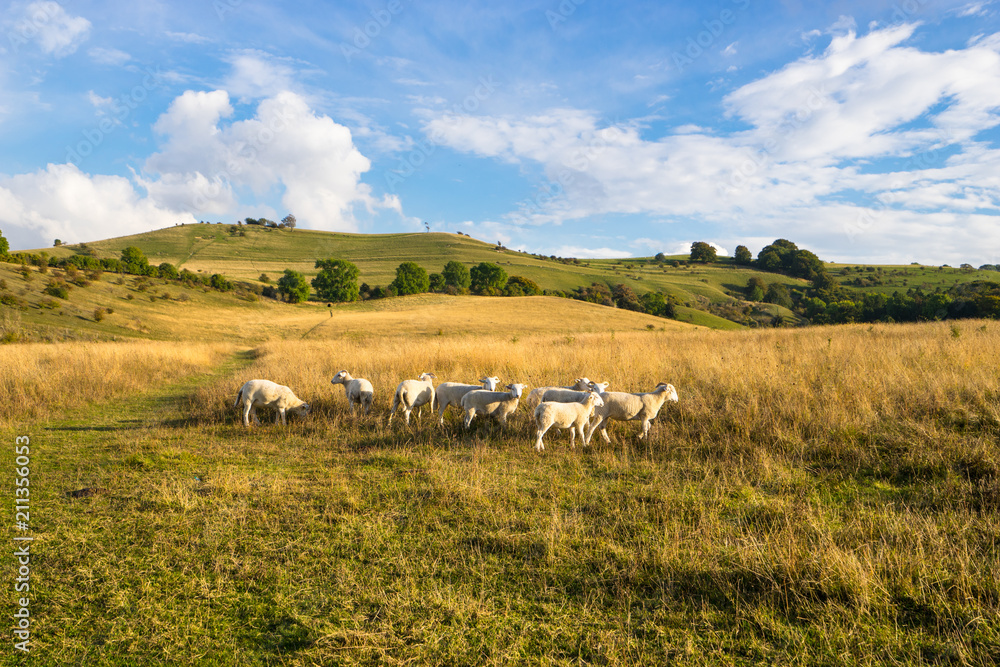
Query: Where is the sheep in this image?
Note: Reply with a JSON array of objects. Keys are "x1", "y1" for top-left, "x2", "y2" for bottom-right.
[
  {"x1": 525, "y1": 377, "x2": 592, "y2": 410},
  {"x1": 534, "y1": 391, "x2": 604, "y2": 451},
  {"x1": 460, "y1": 383, "x2": 527, "y2": 429},
  {"x1": 586, "y1": 383, "x2": 679, "y2": 445},
  {"x1": 234, "y1": 379, "x2": 310, "y2": 427},
  {"x1": 330, "y1": 370, "x2": 374, "y2": 416},
  {"x1": 539, "y1": 380, "x2": 610, "y2": 404},
  {"x1": 434, "y1": 376, "x2": 500, "y2": 424},
  {"x1": 388, "y1": 372, "x2": 437, "y2": 425}
]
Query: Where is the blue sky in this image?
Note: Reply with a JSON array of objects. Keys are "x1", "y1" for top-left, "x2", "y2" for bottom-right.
[{"x1": 2, "y1": 0, "x2": 999, "y2": 265}]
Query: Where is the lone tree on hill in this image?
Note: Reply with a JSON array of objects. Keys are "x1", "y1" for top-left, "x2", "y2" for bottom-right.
[
  {"x1": 312, "y1": 258, "x2": 360, "y2": 302},
  {"x1": 690, "y1": 241, "x2": 717, "y2": 263},
  {"x1": 278, "y1": 269, "x2": 310, "y2": 303},
  {"x1": 281, "y1": 214, "x2": 297, "y2": 229},
  {"x1": 391, "y1": 262, "x2": 430, "y2": 295}
]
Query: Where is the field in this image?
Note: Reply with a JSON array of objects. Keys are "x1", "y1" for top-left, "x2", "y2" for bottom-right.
[{"x1": 3, "y1": 318, "x2": 999, "y2": 664}]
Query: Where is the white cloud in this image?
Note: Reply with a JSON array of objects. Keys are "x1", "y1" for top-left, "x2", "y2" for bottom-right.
[
  {"x1": 422, "y1": 22, "x2": 1000, "y2": 265},
  {"x1": 222, "y1": 51, "x2": 300, "y2": 101},
  {"x1": 142, "y1": 89, "x2": 389, "y2": 231},
  {"x1": 88, "y1": 46, "x2": 131, "y2": 66},
  {"x1": 18, "y1": 1, "x2": 91, "y2": 57},
  {"x1": 0, "y1": 163, "x2": 194, "y2": 248}
]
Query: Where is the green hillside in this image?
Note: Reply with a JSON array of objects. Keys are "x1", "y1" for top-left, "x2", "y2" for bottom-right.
[{"x1": 36, "y1": 224, "x2": 806, "y2": 319}]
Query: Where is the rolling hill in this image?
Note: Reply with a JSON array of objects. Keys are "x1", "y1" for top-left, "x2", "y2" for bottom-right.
[{"x1": 6, "y1": 223, "x2": 999, "y2": 342}]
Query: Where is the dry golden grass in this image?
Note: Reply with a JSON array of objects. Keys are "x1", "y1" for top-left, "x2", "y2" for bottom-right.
[
  {"x1": 9, "y1": 319, "x2": 1000, "y2": 664},
  {"x1": 0, "y1": 340, "x2": 234, "y2": 424}
]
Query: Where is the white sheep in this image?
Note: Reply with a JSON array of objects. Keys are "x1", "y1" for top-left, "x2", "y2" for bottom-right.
[
  {"x1": 388, "y1": 372, "x2": 437, "y2": 425},
  {"x1": 330, "y1": 370, "x2": 374, "y2": 415},
  {"x1": 460, "y1": 383, "x2": 527, "y2": 429},
  {"x1": 539, "y1": 380, "x2": 610, "y2": 404},
  {"x1": 586, "y1": 383, "x2": 678, "y2": 444},
  {"x1": 234, "y1": 379, "x2": 310, "y2": 427},
  {"x1": 534, "y1": 391, "x2": 604, "y2": 451},
  {"x1": 525, "y1": 377, "x2": 592, "y2": 410},
  {"x1": 434, "y1": 376, "x2": 500, "y2": 424}
]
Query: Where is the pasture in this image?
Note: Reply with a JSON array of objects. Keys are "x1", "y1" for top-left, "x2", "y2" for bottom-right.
[{"x1": 3, "y1": 319, "x2": 999, "y2": 664}]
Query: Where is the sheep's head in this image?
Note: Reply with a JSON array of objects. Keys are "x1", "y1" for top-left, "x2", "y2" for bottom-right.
[
  {"x1": 588, "y1": 380, "x2": 610, "y2": 393},
  {"x1": 479, "y1": 376, "x2": 500, "y2": 391},
  {"x1": 331, "y1": 370, "x2": 349, "y2": 385},
  {"x1": 291, "y1": 403, "x2": 311, "y2": 418},
  {"x1": 656, "y1": 383, "x2": 679, "y2": 402},
  {"x1": 572, "y1": 377, "x2": 592, "y2": 390},
  {"x1": 588, "y1": 391, "x2": 604, "y2": 407},
  {"x1": 506, "y1": 383, "x2": 526, "y2": 398},
  {"x1": 418, "y1": 372, "x2": 437, "y2": 382}
]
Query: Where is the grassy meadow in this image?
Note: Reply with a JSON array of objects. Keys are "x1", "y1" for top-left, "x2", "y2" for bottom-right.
[{"x1": 3, "y1": 319, "x2": 999, "y2": 664}]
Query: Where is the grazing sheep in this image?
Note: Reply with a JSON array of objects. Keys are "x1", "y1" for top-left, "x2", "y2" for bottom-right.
[
  {"x1": 540, "y1": 381, "x2": 610, "y2": 404},
  {"x1": 586, "y1": 383, "x2": 678, "y2": 444},
  {"x1": 330, "y1": 370, "x2": 374, "y2": 415},
  {"x1": 534, "y1": 392, "x2": 604, "y2": 451},
  {"x1": 434, "y1": 376, "x2": 500, "y2": 424},
  {"x1": 388, "y1": 372, "x2": 437, "y2": 425},
  {"x1": 461, "y1": 383, "x2": 527, "y2": 429},
  {"x1": 234, "y1": 379, "x2": 310, "y2": 427},
  {"x1": 525, "y1": 377, "x2": 592, "y2": 410}
]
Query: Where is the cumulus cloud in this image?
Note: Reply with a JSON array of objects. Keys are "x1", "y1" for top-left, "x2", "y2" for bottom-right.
[
  {"x1": 0, "y1": 163, "x2": 194, "y2": 248},
  {"x1": 142, "y1": 89, "x2": 389, "y2": 231}
]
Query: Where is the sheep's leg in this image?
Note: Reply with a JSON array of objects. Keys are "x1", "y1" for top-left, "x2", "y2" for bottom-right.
[
  {"x1": 462, "y1": 408, "x2": 476, "y2": 430},
  {"x1": 638, "y1": 418, "x2": 651, "y2": 440},
  {"x1": 242, "y1": 402, "x2": 252, "y2": 427},
  {"x1": 534, "y1": 423, "x2": 551, "y2": 451},
  {"x1": 590, "y1": 417, "x2": 611, "y2": 444}
]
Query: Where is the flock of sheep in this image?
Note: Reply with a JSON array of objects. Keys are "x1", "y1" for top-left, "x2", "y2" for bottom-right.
[{"x1": 234, "y1": 372, "x2": 679, "y2": 451}]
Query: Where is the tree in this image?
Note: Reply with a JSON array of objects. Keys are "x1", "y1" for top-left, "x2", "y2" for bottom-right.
[
  {"x1": 429, "y1": 273, "x2": 446, "y2": 292},
  {"x1": 745, "y1": 276, "x2": 766, "y2": 301},
  {"x1": 120, "y1": 246, "x2": 150, "y2": 275},
  {"x1": 654, "y1": 252, "x2": 667, "y2": 263},
  {"x1": 158, "y1": 262, "x2": 179, "y2": 280},
  {"x1": 612, "y1": 283, "x2": 643, "y2": 311},
  {"x1": 470, "y1": 262, "x2": 508, "y2": 295},
  {"x1": 391, "y1": 262, "x2": 430, "y2": 295},
  {"x1": 442, "y1": 261, "x2": 471, "y2": 289},
  {"x1": 640, "y1": 291, "x2": 676, "y2": 318},
  {"x1": 756, "y1": 239, "x2": 799, "y2": 272},
  {"x1": 281, "y1": 214, "x2": 297, "y2": 229},
  {"x1": 277, "y1": 269, "x2": 310, "y2": 303},
  {"x1": 734, "y1": 245, "x2": 753, "y2": 265},
  {"x1": 504, "y1": 276, "x2": 542, "y2": 296},
  {"x1": 690, "y1": 241, "x2": 717, "y2": 263},
  {"x1": 763, "y1": 282, "x2": 793, "y2": 309},
  {"x1": 312, "y1": 258, "x2": 360, "y2": 302},
  {"x1": 0, "y1": 228, "x2": 8, "y2": 257}
]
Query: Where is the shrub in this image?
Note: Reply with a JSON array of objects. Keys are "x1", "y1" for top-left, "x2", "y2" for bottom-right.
[
  {"x1": 43, "y1": 280, "x2": 71, "y2": 300},
  {"x1": 390, "y1": 262, "x2": 430, "y2": 296},
  {"x1": 93, "y1": 308, "x2": 105, "y2": 322}
]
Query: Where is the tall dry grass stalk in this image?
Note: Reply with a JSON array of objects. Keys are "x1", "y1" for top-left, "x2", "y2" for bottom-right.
[{"x1": 0, "y1": 340, "x2": 235, "y2": 425}]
